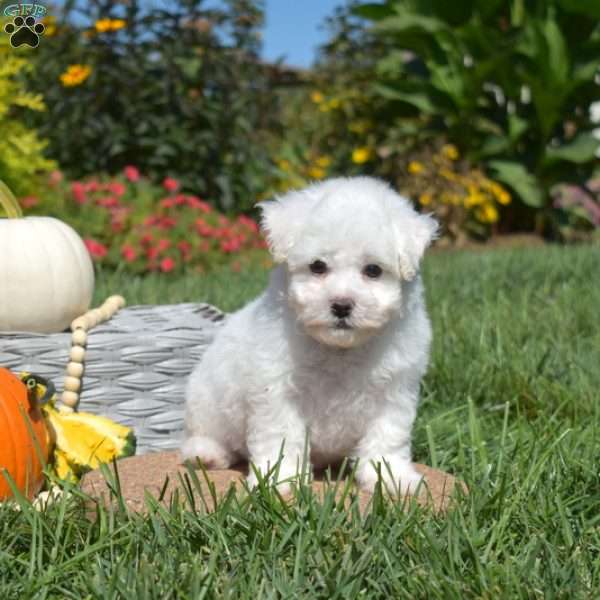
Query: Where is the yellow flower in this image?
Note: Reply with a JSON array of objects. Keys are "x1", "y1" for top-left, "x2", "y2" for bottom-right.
[
  {"x1": 408, "y1": 161, "x2": 424, "y2": 175},
  {"x1": 315, "y1": 155, "x2": 331, "y2": 168},
  {"x1": 43, "y1": 16, "x2": 57, "y2": 36},
  {"x1": 438, "y1": 167, "x2": 457, "y2": 182},
  {"x1": 490, "y1": 182, "x2": 511, "y2": 205},
  {"x1": 307, "y1": 166, "x2": 326, "y2": 180},
  {"x1": 310, "y1": 90, "x2": 324, "y2": 104},
  {"x1": 352, "y1": 147, "x2": 373, "y2": 164},
  {"x1": 419, "y1": 193, "x2": 433, "y2": 206},
  {"x1": 464, "y1": 192, "x2": 486, "y2": 208},
  {"x1": 276, "y1": 158, "x2": 291, "y2": 172},
  {"x1": 95, "y1": 18, "x2": 126, "y2": 33},
  {"x1": 95, "y1": 18, "x2": 112, "y2": 32},
  {"x1": 441, "y1": 144, "x2": 459, "y2": 160},
  {"x1": 328, "y1": 98, "x2": 341, "y2": 109},
  {"x1": 497, "y1": 190, "x2": 511, "y2": 205},
  {"x1": 60, "y1": 65, "x2": 92, "y2": 87},
  {"x1": 475, "y1": 204, "x2": 499, "y2": 224}
]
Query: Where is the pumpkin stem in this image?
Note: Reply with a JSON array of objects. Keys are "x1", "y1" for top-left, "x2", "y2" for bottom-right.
[{"x1": 0, "y1": 180, "x2": 23, "y2": 219}]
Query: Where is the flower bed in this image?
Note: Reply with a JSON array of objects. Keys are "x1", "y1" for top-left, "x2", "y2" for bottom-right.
[{"x1": 22, "y1": 168, "x2": 270, "y2": 274}]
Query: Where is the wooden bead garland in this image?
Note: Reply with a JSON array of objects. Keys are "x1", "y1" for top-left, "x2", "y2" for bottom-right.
[{"x1": 60, "y1": 295, "x2": 126, "y2": 412}]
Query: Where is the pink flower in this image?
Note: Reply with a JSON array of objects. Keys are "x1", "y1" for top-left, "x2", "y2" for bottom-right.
[
  {"x1": 220, "y1": 238, "x2": 241, "y2": 253},
  {"x1": 84, "y1": 238, "x2": 108, "y2": 259},
  {"x1": 156, "y1": 238, "x2": 171, "y2": 252},
  {"x1": 48, "y1": 170, "x2": 63, "y2": 187},
  {"x1": 121, "y1": 244, "x2": 137, "y2": 262},
  {"x1": 97, "y1": 196, "x2": 119, "y2": 208},
  {"x1": 195, "y1": 218, "x2": 214, "y2": 237},
  {"x1": 160, "y1": 257, "x2": 175, "y2": 272},
  {"x1": 108, "y1": 182, "x2": 126, "y2": 197},
  {"x1": 159, "y1": 217, "x2": 177, "y2": 230},
  {"x1": 111, "y1": 219, "x2": 124, "y2": 234},
  {"x1": 218, "y1": 214, "x2": 229, "y2": 226},
  {"x1": 124, "y1": 165, "x2": 140, "y2": 182},
  {"x1": 71, "y1": 182, "x2": 87, "y2": 204},
  {"x1": 177, "y1": 241, "x2": 192, "y2": 258},
  {"x1": 161, "y1": 197, "x2": 177, "y2": 209},
  {"x1": 21, "y1": 196, "x2": 39, "y2": 209},
  {"x1": 187, "y1": 196, "x2": 211, "y2": 212},
  {"x1": 162, "y1": 177, "x2": 180, "y2": 192},
  {"x1": 144, "y1": 215, "x2": 161, "y2": 226},
  {"x1": 237, "y1": 214, "x2": 259, "y2": 232}
]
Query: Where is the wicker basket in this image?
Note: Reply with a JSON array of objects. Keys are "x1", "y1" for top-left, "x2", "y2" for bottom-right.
[{"x1": 0, "y1": 303, "x2": 226, "y2": 454}]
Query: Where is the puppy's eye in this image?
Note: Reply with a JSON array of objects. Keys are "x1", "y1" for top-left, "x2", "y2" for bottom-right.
[
  {"x1": 309, "y1": 260, "x2": 328, "y2": 275},
  {"x1": 363, "y1": 264, "x2": 383, "y2": 279}
]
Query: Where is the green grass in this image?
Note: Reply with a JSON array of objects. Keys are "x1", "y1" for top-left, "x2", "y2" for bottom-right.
[{"x1": 2, "y1": 245, "x2": 599, "y2": 598}]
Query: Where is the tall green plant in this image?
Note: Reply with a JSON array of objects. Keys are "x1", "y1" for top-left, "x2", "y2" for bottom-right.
[
  {"x1": 25, "y1": 0, "x2": 277, "y2": 212},
  {"x1": 354, "y1": 0, "x2": 600, "y2": 227}
]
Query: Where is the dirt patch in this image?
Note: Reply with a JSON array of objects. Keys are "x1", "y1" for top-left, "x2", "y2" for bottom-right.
[{"x1": 81, "y1": 451, "x2": 467, "y2": 515}]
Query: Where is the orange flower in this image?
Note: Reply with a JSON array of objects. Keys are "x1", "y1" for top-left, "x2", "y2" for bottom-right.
[{"x1": 60, "y1": 65, "x2": 91, "y2": 87}]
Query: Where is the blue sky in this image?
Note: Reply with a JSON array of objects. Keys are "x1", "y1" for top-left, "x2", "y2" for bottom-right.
[{"x1": 262, "y1": 1, "x2": 343, "y2": 68}]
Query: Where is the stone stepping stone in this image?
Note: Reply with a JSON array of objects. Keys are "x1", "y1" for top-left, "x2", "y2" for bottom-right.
[{"x1": 81, "y1": 451, "x2": 465, "y2": 514}]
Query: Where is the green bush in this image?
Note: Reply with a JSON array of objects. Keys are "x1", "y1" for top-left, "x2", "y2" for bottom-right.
[
  {"x1": 25, "y1": 0, "x2": 280, "y2": 212},
  {"x1": 353, "y1": 0, "x2": 600, "y2": 231},
  {"x1": 0, "y1": 27, "x2": 55, "y2": 196}
]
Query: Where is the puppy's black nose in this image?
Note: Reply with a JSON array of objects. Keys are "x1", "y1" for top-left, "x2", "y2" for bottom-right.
[{"x1": 331, "y1": 301, "x2": 353, "y2": 319}]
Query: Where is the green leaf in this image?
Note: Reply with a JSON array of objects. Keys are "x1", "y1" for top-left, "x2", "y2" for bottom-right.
[
  {"x1": 542, "y1": 19, "x2": 569, "y2": 85},
  {"x1": 352, "y1": 3, "x2": 395, "y2": 20},
  {"x1": 556, "y1": 0, "x2": 600, "y2": 19},
  {"x1": 573, "y1": 58, "x2": 600, "y2": 84},
  {"x1": 479, "y1": 135, "x2": 511, "y2": 157},
  {"x1": 374, "y1": 13, "x2": 449, "y2": 36},
  {"x1": 508, "y1": 114, "x2": 528, "y2": 143},
  {"x1": 545, "y1": 133, "x2": 600, "y2": 164},
  {"x1": 489, "y1": 160, "x2": 544, "y2": 207},
  {"x1": 373, "y1": 84, "x2": 438, "y2": 113}
]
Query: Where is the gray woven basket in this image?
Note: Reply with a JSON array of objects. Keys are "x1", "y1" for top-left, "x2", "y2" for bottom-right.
[{"x1": 0, "y1": 303, "x2": 226, "y2": 454}]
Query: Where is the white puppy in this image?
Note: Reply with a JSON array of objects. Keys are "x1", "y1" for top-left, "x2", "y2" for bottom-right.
[{"x1": 182, "y1": 176, "x2": 437, "y2": 494}]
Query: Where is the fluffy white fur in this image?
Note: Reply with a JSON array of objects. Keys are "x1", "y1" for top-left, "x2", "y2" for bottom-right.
[{"x1": 182, "y1": 176, "x2": 437, "y2": 494}]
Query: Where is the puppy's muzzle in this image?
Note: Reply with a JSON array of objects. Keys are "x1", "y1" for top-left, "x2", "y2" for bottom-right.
[{"x1": 330, "y1": 299, "x2": 354, "y2": 319}]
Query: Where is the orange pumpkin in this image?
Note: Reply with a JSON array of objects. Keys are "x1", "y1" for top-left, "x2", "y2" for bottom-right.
[{"x1": 0, "y1": 368, "x2": 51, "y2": 500}]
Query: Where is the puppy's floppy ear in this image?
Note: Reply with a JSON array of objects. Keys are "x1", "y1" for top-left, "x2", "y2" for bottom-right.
[
  {"x1": 257, "y1": 189, "x2": 320, "y2": 263},
  {"x1": 393, "y1": 209, "x2": 438, "y2": 281}
]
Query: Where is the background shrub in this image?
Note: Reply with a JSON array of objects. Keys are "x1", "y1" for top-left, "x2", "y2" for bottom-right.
[
  {"x1": 25, "y1": 0, "x2": 284, "y2": 212},
  {"x1": 0, "y1": 25, "x2": 55, "y2": 196},
  {"x1": 25, "y1": 168, "x2": 269, "y2": 275},
  {"x1": 352, "y1": 0, "x2": 600, "y2": 233}
]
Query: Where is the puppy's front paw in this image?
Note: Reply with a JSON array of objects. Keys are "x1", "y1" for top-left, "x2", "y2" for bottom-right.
[
  {"x1": 246, "y1": 471, "x2": 292, "y2": 496},
  {"x1": 356, "y1": 459, "x2": 424, "y2": 496},
  {"x1": 181, "y1": 436, "x2": 234, "y2": 469}
]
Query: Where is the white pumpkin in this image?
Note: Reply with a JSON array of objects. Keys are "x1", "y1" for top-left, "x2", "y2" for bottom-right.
[{"x1": 0, "y1": 180, "x2": 94, "y2": 333}]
